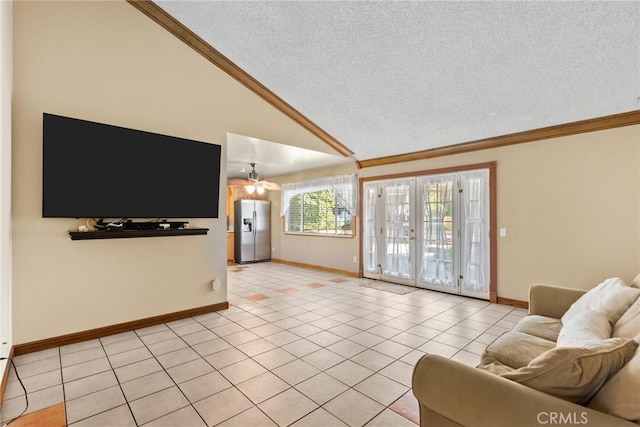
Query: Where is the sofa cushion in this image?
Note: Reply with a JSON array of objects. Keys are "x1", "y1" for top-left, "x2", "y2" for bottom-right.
[
  {"x1": 614, "y1": 296, "x2": 640, "y2": 339},
  {"x1": 557, "y1": 310, "x2": 612, "y2": 347},
  {"x1": 588, "y1": 336, "x2": 640, "y2": 421},
  {"x1": 632, "y1": 273, "x2": 640, "y2": 288},
  {"x1": 561, "y1": 277, "x2": 640, "y2": 325},
  {"x1": 479, "y1": 331, "x2": 556, "y2": 370},
  {"x1": 512, "y1": 315, "x2": 563, "y2": 342},
  {"x1": 499, "y1": 337, "x2": 638, "y2": 405}
]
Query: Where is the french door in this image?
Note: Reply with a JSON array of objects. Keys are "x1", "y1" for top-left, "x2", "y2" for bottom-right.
[{"x1": 363, "y1": 168, "x2": 490, "y2": 299}]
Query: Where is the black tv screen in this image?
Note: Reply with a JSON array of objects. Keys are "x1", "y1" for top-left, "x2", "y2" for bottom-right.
[{"x1": 43, "y1": 113, "x2": 221, "y2": 218}]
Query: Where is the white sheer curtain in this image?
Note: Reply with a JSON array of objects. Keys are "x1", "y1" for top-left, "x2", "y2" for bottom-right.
[
  {"x1": 461, "y1": 170, "x2": 489, "y2": 293},
  {"x1": 419, "y1": 175, "x2": 454, "y2": 287},
  {"x1": 280, "y1": 174, "x2": 356, "y2": 217},
  {"x1": 382, "y1": 179, "x2": 413, "y2": 280},
  {"x1": 363, "y1": 183, "x2": 379, "y2": 274}
]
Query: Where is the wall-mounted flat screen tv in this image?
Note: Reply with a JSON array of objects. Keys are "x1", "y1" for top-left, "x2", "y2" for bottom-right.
[{"x1": 43, "y1": 113, "x2": 221, "y2": 218}]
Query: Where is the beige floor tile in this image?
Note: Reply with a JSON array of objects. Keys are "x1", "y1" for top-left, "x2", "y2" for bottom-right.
[
  {"x1": 65, "y1": 385, "x2": 126, "y2": 424},
  {"x1": 282, "y1": 339, "x2": 322, "y2": 357},
  {"x1": 102, "y1": 337, "x2": 144, "y2": 356},
  {"x1": 290, "y1": 407, "x2": 348, "y2": 427},
  {"x1": 326, "y1": 360, "x2": 374, "y2": 386},
  {"x1": 69, "y1": 404, "x2": 136, "y2": 427},
  {"x1": 272, "y1": 359, "x2": 320, "y2": 386},
  {"x1": 326, "y1": 339, "x2": 367, "y2": 358},
  {"x1": 194, "y1": 387, "x2": 253, "y2": 426},
  {"x1": 348, "y1": 331, "x2": 386, "y2": 347},
  {"x1": 147, "y1": 337, "x2": 189, "y2": 356},
  {"x1": 294, "y1": 372, "x2": 349, "y2": 405},
  {"x1": 263, "y1": 330, "x2": 301, "y2": 346},
  {"x1": 258, "y1": 388, "x2": 318, "y2": 427},
  {"x1": 204, "y1": 347, "x2": 248, "y2": 370},
  {"x1": 366, "y1": 408, "x2": 418, "y2": 427},
  {"x1": 302, "y1": 348, "x2": 345, "y2": 371},
  {"x1": 143, "y1": 406, "x2": 207, "y2": 427},
  {"x1": 121, "y1": 371, "x2": 174, "y2": 402},
  {"x1": 224, "y1": 330, "x2": 261, "y2": 346},
  {"x1": 156, "y1": 347, "x2": 201, "y2": 369},
  {"x1": 166, "y1": 358, "x2": 214, "y2": 384},
  {"x1": 62, "y1": 358, "x2": 112, "y2": 383},
  {"x1": 236, "y1": 371, "x2": 290, "y2": 404},
  {"x1": 371, "y1": 340, "x2": 413, "y2": 359},
  {"x1": 13, "y1": 356, "x2": 60, "y2": 379},
  {"x1": 61, "y1": 346, "x2": 107, "y2": 367},
  {"x1": 64, "y1": 370, "x2": 118, "y2": 401},
  {"x1": 191, "y1": 337, "x2": 232, "y2": 356},
  {"x1": 108, "y1": 347, "x2": 153, "y2": 369},
  {"x1": 128, "y1": 387, "x2": 190, "y2": 425},
  {"x1": 324, "y1": 389, "x2": 384, "y2": 427},
  {"x1": 378, "y1": 361, "x2": 414, "y2": 388},
  {"x1": 354, "y1": 373, "x2": 409, "y2": 406},
  {"x1": 237, "y1": 338, "x2": 277, "y2": 357},
  {"x1": 114, "y1": 358, "x2": 163, "y2": 383},
  {"x1": 418, "y1": 340, "x2": 459, "y2": 358},
  {"x1": 351, "y1": 349, "x2": 395, "y2": 371},
  {"x1": 5, "y1": 369, "x2": 61, "y2": 398},
  {"x1": 217, "y1": 406, "x2": 277, "y2": 427},
  {"x1": 252, "y1": 347, "x2": 297, "y2": 370},
  {"x1": 307, "y1": 331, "x2": 342, "y2": 347},
  {"x1": 219, "y1": 358, "x2": 267, "y2": 384},
  {"x1": 181, "y1": 329, "x2": 217, "y2": 346},
  {"x1": 178, "y1": 371, "x2": 232, "y2": 403}
]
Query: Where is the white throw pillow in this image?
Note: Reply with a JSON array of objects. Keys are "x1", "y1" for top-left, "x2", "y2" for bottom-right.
[
  {"x1": 557, "y1": 310, "x2": 612, "y2": 347},
  {"x1": 561, "y1": 278, "x2": 640, "y2": 325}
]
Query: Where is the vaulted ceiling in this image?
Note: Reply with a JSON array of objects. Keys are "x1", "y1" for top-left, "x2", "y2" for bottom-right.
[{"x1": 152, "y1": 1, "x2": 639, "y2": 171}]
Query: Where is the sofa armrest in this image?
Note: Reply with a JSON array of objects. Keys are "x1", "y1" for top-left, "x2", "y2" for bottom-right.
[
  {"x1": 412, "y1": 354, "x2": 635, "y2": 427},
  {"x1": 528, "y1": 284, "x2": 586, "y2": 318}
]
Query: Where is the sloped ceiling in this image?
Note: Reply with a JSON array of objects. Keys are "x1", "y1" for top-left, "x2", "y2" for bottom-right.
[{"x1": 156, "y1": 1, "x2": 639, "y2": 162}]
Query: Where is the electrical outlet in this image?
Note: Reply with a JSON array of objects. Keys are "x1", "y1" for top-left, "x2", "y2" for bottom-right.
[{"x1": 353, "y1": 256, "x2": 357, "y2": 263}]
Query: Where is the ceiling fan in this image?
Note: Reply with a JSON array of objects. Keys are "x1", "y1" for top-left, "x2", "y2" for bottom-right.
[{"x1": 228, "y1": 163, "x2": 281, "y2": 194}]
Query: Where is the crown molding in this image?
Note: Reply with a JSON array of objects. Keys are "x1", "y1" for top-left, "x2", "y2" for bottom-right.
[
  {"x1": 358, "y1": 110, "x2": 640, "y2": 169},
  {"x1": 126, "y1": 0, "x2": 353, "y2": 157}
]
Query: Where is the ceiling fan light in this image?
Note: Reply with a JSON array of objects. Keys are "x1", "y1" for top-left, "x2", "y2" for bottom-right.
[
  {"x1": 256, "y1": 186, "x2": 265, "y2": 195},
  {"x1": 245, "y1": 184, "x2": 256, "y2": 194}
]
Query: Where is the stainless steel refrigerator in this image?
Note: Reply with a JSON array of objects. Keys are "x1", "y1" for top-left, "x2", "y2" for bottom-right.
[{"x1": 234, "y1": 199, "x2": 271, "y2": 264}]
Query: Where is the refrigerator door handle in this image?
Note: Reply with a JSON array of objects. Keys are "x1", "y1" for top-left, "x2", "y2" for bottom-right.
[{"x1": 253, "y1": 210, "x2": 257, "y2": 236}]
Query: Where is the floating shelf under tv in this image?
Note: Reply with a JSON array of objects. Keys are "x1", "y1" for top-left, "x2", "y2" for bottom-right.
[{"x1": 69, "y1": 228, "x2": 209, "y2": 240}]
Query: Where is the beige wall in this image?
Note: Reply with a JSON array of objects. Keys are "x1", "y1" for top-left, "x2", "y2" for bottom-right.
[
  {"x1": 359, "y1": 126, "x2": 640, "y2": 300},
  {"x1": 12, "y1": 1, "x2": 328, "y2": 344},
  {"x1": 269, "y1": 163, "x2": 359, "y2": 273}
]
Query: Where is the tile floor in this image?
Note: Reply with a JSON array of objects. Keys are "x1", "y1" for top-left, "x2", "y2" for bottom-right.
[{"x1": 1, "y1": 262, "x2": 527, "y2": 426}]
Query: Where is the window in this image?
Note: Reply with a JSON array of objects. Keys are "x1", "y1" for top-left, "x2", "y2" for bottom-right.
[{"x1": 282, "y1": 174, "x2": 356, "y2": 236}]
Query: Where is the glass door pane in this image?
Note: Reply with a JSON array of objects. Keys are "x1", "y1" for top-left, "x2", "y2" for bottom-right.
[
  {"x1": 416, "y1": 174, "x2": 458, "y2": 291},
  {"x1": 460, "y1": 170, "x2": 490, "y2": 299},
  {"x1": 381, "y1": 178, "x2": 415, "y2": 284},
  {"x1": 363, "y1": 182, "x2": 381, "y2": 278}
]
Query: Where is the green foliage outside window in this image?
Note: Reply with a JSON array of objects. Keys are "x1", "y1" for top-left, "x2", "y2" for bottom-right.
[{"x1": 287, "y1": 190, "x2": 352, "y2": 235}]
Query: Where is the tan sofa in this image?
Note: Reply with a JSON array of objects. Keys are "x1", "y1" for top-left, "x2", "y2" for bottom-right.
[{"x1": 412, "y1": 280, "x2": 640, "y2": 427}]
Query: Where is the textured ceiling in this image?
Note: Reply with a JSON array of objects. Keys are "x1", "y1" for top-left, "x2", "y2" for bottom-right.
[{"x1": 157, "y1": 1, "x2": 640, "y2": 162}]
